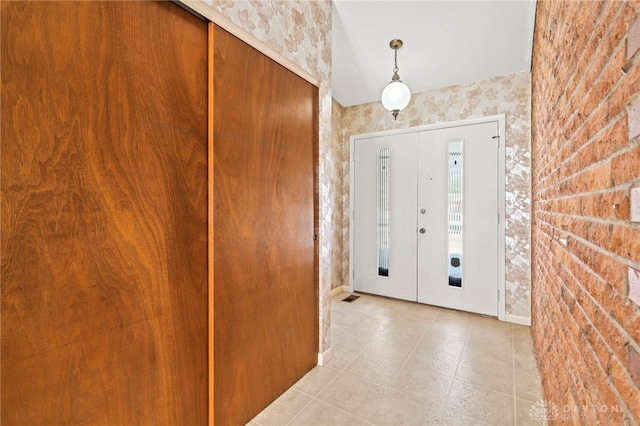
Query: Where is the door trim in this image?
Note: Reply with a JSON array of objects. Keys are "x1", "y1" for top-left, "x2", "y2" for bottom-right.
[{"x1": 349, "y1": 115, "x2": 507, "y2": 321}]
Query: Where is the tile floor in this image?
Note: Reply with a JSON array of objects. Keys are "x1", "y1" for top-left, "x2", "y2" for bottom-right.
[{"x1": 248, "y1": 292, "x2": 544, "y2": 426}]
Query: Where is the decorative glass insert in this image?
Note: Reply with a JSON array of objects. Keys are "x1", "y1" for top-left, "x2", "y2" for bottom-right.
[
  {"x1": 448, "y1": 140, "x2": 463, "y2": 287},
  {"x1": 377, "y1": 148, "x2": 390, "y2": 277}
]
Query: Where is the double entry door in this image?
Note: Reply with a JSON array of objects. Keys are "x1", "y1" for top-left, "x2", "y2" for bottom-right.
[{"x1": 353, "y1": 120, "x2": 502, "y2": 317}]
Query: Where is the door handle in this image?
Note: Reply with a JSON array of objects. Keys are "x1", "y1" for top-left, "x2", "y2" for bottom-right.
[{"x1": 419, "y1": 228, "x2": 426, "y2": 234}]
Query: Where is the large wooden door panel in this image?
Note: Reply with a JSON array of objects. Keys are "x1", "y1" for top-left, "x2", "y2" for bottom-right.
[
  {"x1": 1, "y1": 2, "x2": 208, "y2": 424},
  {"x1": 212, "y1": 26, "x2": 319, "y2": 425}
]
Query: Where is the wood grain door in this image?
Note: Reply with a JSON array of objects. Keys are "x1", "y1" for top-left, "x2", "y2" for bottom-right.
[
  {"x1": 211, "y1": 26, "x2": 319, "y2": 425},
  {"x1": 1, "y1": 2, "x2": 208, "y2": 424}
]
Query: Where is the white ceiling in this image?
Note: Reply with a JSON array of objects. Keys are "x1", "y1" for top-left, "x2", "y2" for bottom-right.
[{"x1": 332, "y1": 0, "x2": 537, "y2": 107}]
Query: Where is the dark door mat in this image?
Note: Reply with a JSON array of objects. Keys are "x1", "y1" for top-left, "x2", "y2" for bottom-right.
[{"x1": 342, "y1": 295, "x2": 360, "y2": 303}]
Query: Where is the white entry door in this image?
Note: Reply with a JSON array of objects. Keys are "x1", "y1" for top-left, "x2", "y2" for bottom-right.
[
  {"x1": 416, "y1": 122, "x2": 499, "y2": 316},
  {"x1": 353, "y1": 132, "x2": 418, "y2": 301},
  {"x1": 352, "y1": 120, "x2": 502, "y2": 317}
]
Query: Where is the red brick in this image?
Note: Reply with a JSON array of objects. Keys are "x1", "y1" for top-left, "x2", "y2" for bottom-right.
[
  {"x1": 610, "y1": 358, "x2": 640, "y2": 417},
  {"x1": 592, "y1": 119, "x2": 629, "y2": 164},
  {"x1": 597, "y1": 191, "x2": 630, "y2": 221},
  {"x1": 588, "y1": 162, "x2": 613, "y2": 191},
  {"x1": 611, "y1": 293, "x2": 640, "y2": 346},
  {"x1": 610, "y1": 225, "x2": 640, "y2": 262},
  {"x1": 612, "y1": 143, "x2": 640, "y2": 186},
  {"x1": 567, "y1": 238, "x2": 626, "y2": 293},
  {"x1": 586, "y1": 221, "x2": 612, "y2": 247}
]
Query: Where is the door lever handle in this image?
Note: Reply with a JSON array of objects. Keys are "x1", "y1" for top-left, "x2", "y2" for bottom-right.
[{"x1": 419, "y1": 228, "x2": 426, "y2": 234}]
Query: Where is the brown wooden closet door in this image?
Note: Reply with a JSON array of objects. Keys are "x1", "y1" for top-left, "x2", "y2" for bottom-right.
[
  {"x1": 212, "y1": 26, "x2": 319, "y2": 425},
  {"x1": 1, "y1": 2, "x2": 208, "y2": 424}
]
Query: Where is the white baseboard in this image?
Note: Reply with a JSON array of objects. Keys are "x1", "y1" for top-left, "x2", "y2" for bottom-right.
[
  {"x1": 506, "y1": 314, "x2": 531, "y2": 326},
  {"x1": 317, "y1": 347, "x2": 333, "y2": 366},
  {"x1": 330, "y1": 285, "x2": 351, "y2": 297}
]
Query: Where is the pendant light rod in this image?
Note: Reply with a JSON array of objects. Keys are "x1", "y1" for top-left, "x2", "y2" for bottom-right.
[
  {"x1": 390, "y1": 39, "x2": 403, "y2": 81},
  {"x1": 381, "y1": 39, "x2": 410, "y2": 121}
]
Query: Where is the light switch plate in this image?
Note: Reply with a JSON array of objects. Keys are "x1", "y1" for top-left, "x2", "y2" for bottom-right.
[
  {"x1": 629, "y1": 267, "x2": 640, "y2": 307},
  {"x1": 631, "y1": 187, "x2": 640, "y2": 223}
]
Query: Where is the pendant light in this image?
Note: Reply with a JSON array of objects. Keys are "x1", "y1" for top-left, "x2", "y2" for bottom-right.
[{"x1": 381, "y1": 39, "x2": 411, "y2": 120}]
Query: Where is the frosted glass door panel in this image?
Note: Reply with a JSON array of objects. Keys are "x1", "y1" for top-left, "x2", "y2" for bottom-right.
[
  {"x1": 377, "y1": 148, "x2": 390, "y2": 277},
  {"x1": 448, "y1": 140, "x2": 463, "y2": 288}
]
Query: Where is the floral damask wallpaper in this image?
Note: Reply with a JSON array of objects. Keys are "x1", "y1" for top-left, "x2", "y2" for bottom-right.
[
  {"x1": 331, "y1": 98, "x2": 345, "y2": 294},
  {"x1": 336, "y1": 71, "x2": 532, "y2": 319},
  {"x1": 196, "y1": 0, "x2": 335, "y2": 352}
]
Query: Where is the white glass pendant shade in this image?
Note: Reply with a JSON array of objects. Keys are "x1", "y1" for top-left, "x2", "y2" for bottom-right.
[{"x1": 381, "y1": 80, "x2": 411, "y2": 112}]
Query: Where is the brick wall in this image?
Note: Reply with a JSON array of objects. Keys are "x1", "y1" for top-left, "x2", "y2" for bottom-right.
[{"x1": 531, "y1": 1, "x2": 640, "y2": 423}]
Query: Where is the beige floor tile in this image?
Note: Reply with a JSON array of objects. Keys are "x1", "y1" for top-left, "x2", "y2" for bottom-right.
[
  {"x1": 357, "y1": 335, "x2": 417, "y2": 361},
  {"x1": 461, "y1": 338, "x2": 514, "y2": 368},
  {"x1": 409, "y1": 302, "x2": 443, "y2": 314},
  {"x1": 515, "y1": 371, "x2": 543, "y2": 402},
  {"x1": 406, "y1": 345, "x2": 463, "y2": 378},
  {"x1": 332, "y1": 309, "x2": 364, "y2": 332},
  {"x1": 514, "y1": 350, "x2": 539, "y2": 377},
  {"x1": 424, "y1": 317, "x2": 471, "y2": 338},
  {"x1": 444, "y1": 411, "x2": 493, "y2": 425},
  {"x1": 332, "y1": 322, "x2": 386, "y2": 350},
  {"x1": 363, "y1": 324, "x2": 426, "y2": 359},
  {"x1": 466, "y1": 333, "x2": 513, "y2": 354},
  {"x1": 393, "y1": 305, "x2": 439, "y2": 325},
  {"x1": 377, "y1": 321, "x2": 429, "y2": 342},
  {"x1": 467, "y1": 330, "x2": 513, "y2": 350},
  {"x1": 513, "y1": 325, "x2": 536, "y2": 356},
  {"x1": 434, "y1": 308, "x2": 476, "y2": 326},
  {"x1": 318, "y1": 372, "x2": 445, "y2": 425},
  {"x1": 363, "y1": 389, "x2": 445, "y2": 425},
  {"x1": 345, "y1": 347, "x2": 410, "y2": 386},
  {"x1": 390, "y1": 355, "x2": 453, "y2": 409},
  {"x1": 293, "y1": 365, "x2": 340, "y2": 397},
  {"x1": 447, "y1": 379, "x2": 515, "y2": 425},
  {"x1": 472, "y1": 315, "x2": 514, "y2": 333},
  {"x1": 316, "y1": 373, "x2": 387, "y2": 417},
  {"x1": 325, "y1": 343, "x2": 361, "y2": 371},
  {"x1": 289, "y1": 399, "x2": 372, "y2": 426},
  {"x1": 516, "y1": 397, "x2": 548, "y2": 425},
  {"x1": 468, "y1": 319, "x2": 513, "y2": 349},
  {"x1": 252, "y1": 387, "x2": 312, "y2": 426},
  {"x1": 455, "y1": 356, "x2": 515, "y2": 395},
  {"x1": 357, "y1": 307, "x2": 404, "y2": 326},
  {"x1": 366, "y1": 294, "x2": 411, "y2": 308},
  {"x1": 417, "y1": 321, "x2": 469, "y2": 354}
]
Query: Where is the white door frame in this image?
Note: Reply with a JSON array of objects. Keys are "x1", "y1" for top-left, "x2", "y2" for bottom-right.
[{"x1": 349, "y1": 114, "x2": 507, "y2": 321}]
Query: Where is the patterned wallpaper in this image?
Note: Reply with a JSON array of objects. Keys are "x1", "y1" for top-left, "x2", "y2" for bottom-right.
[
  {"x1": 337, "y1": 71, "x2": 532, "y2": 319},
  {"x1": 196, "y1": 0, "x2": 334, "y2": 353},
  {"x1": 331, "y1": 99, "x2": 345, "y2": 293}
]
